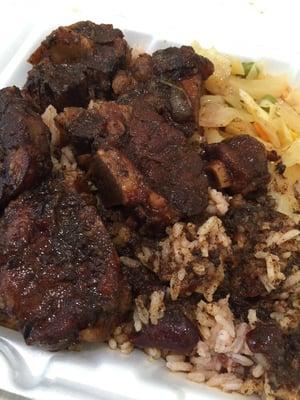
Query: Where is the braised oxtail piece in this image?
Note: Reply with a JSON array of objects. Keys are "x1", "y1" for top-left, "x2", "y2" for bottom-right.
[
  {"x1": 115, "y1": 46, "x2": 214, "y2": 135},
  {"x1": 24, "y1": 21, "x2": 130, "y2": 111},
  {"x1": 55, "y1": 98, "x2": 209, "y2": 228},
  {"x1": 0, "y1": 86, "x2": 51, "y2": 209},
  {"x1": 205, "y1": 134, "x2": 270, "y2": 195},
  {"x1": 0, "y1": 174, "x2": 131, "y2": 350}
]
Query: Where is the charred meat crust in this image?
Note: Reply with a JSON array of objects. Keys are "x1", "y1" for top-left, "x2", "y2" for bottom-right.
[
  {"x1": 152, "y1": 46, "x2": 214, "y2": 81},
  {"x1": 205, "y1": 135, "x2": 270, "y2": 196},
  {"x1": 0, "y1": 86, "x2": 51, "y2": 209},
  {"x1": 24, "y1": 22, "x2": 130, "y2": 112},
  {"x1": 91, "y1": 146, "x2": 179, "y2": 228},
  {"x1": 124, "y1": 101, "x2": 209, "y2": 217},
  {"x1": 0, "y1": 175, "x2": 130, "y2": 350},
  {"x1": 116, "y1": 47, "x2": 214, "y2": 135},
  {"x1": 55, "y1": 99, "x2": 209, "y2": 227}
]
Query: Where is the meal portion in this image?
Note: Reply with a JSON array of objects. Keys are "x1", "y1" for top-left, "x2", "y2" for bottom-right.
[{"x1": 0, "y1": 20, "x2": 299, "y2": 399}]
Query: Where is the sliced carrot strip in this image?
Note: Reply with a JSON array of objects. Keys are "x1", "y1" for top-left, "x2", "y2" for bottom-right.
[{"x1": 253, "y1": 121, "x2": 269, "y2": 141}]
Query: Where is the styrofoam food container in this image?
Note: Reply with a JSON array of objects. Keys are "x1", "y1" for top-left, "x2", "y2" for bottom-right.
[{"x1": 1, "y1": 1, "x2": 300, "y2": 399}]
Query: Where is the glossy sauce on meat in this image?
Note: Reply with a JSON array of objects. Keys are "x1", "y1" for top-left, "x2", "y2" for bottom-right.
[
  {"x1": 205, "y1": 135, "x2": 270, "y2": 195},
  {"x1": 0, "y1": 174, "x2": 130, "y2": 350},
  {"x1": 24, "y1": 22, "x2": 130, "y2": 111},
  {"x1": 0, "y1": 86, "x2": 51, "y2": 209}
]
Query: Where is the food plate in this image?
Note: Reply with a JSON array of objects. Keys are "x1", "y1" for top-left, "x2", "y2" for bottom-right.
[{"x1": 0, "y1": 1, "x2": 299, "y2": 399}]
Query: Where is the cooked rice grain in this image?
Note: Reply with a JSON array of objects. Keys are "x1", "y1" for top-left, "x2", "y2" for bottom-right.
[
  {"x1": 166, "y1": 361, "x2": 193, "y2": 372},
  {"x1": 206, "y1": 188, "x2": 230, "y2": 216},
  {"x1": 149, "y1": 290, "x2": 165, "y2": 325}
]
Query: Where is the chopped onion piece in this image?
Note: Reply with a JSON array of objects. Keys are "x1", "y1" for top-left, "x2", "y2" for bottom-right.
[
  {"x1": 229, "y1": 75, "x2": 288, "y2": 99},
  {"x1": 193, "y1": 41, "x2": 232, "y2": 97},
  {"x1": 239, "y1": 89, "x2": 270, "y2": 122},
  {"x1": 225, "y1": 119, "x2": 256, "y2": 136},
  {"x1": 192, "y1": 42, "x2": 231, "y2": 81},
  {"x1": 276, "y1": 100, "x2": 300, "y2": 134},
  {"x1": 281, "y1": 139, "x2": 300, "y2": 167},
  {"x1": 204, "y1": 128, "x2": 224, "y2": 144},
  {"x1": 285, "y1": 89, "x2": 300, "y2": 113},
  {"x1": 224, "y1": 92, "x2": 243, "y2": 109},
  {"x1": 199, "y1": 96, "x2": 251, "y2": 127},
  {"x1": 277, "y1": 118, "x2": 294, "y2": 146},
  {"x1": 227, "y1": 56, "x2": 244, "y2": 75},
  {"x1": 199, "y1": 102, "x2": 239, "y2": 127},
  {"x1": 200, "y1": 95, "x2": 225, "y2": 106}
]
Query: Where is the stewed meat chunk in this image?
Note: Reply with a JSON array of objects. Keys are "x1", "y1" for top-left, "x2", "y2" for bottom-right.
[
  {"x1": 0, "y1": 174, "x2": 130, "y2": 350},
  {"x1": 24, "y1": 21, "x2": 130, "y2": 111},
  {"x1": 0, "y1": 86, "x2": 51, "y2": 209},
  {"x1": 205, "y1": 135, "x2": 270, "y2": 195},
  {"x1": 55, "y1": 99, "x2": 209, "y2": 227}
]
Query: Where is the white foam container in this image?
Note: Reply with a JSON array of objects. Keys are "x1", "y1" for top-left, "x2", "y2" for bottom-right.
[{"x1": 1, "y1": 1, "x2": 300, "y2": 399}]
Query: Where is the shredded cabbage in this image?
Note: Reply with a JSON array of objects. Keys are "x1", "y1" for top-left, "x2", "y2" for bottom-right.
[
  {"x1": 229, "y1": 75, "x2": 288, "y2": 100},
  {"x1": 282, "y1": 139, "x2": 300, "y2": 167},
  {"x1": 285, "y1": 89, "x2": 300, "y2": 113},
  {"x1": 193, "y1": 41, "x2": 300, "y2": 221},
  {"x1": 204, "y1": 128, "x2": 224, "y2": 144},
  {"x1": 192, "y1": 41, "x2": 299, "y2": 166},
  {"x1": 199, "y1": 94, "x2": 253, "y2": 128}
]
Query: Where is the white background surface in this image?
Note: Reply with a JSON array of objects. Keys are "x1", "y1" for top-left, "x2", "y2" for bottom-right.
[
  {"x1": 0, "y1": 1, "x2": 300, "y2": 399},
  {"x1": 2, "y1": 0, "x2": 300, "y2": 59}
]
